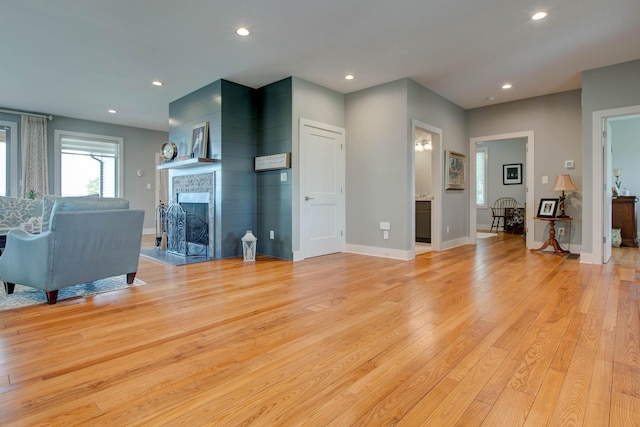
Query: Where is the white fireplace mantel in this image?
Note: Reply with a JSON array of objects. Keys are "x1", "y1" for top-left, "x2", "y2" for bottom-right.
[{"x1": 156, "y1": 157, "x2": 216, "y2": 170}]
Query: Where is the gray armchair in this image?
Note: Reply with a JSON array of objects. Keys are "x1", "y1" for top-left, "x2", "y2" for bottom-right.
[{"x1": 0, "y1": 197, "x2": 144, "y2": 304}]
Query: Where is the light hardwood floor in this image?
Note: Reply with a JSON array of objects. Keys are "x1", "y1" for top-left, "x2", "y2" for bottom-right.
[{"x1": 1, "y1": 234, "x2": 638, "y2": 426}]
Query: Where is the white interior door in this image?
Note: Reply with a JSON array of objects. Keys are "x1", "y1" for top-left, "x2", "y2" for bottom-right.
[
  {"x1": 603, "y1": 120, "x2": 612, "y2": 263},
  {"x1": 300, "y1": 119, "x2": 345, "y2": 258}
]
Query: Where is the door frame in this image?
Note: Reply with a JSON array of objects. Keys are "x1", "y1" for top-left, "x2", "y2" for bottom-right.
[
  {"x1": 411, "y1": 119, "x2": 442, "y2": 253},
  {"x1": 591, "y1": 105, "x2": 640, "y2": 264},
  {"x1": 469, "y1": 131, "x2": 535, "y2": 249},
  {"x1": 0, "y1": 120, "x2": 19, "y2": 196},
  {"x1": 298, "y1": 118, "x2": 346, "y2": 260}
]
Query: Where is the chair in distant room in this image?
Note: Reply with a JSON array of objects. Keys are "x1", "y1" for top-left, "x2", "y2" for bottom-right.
[{"x1": 490, "y1": 197, "x2": 518, "y2": 232}]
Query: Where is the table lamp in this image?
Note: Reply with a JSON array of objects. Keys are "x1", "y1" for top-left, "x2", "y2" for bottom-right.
[
  {"x1": 552, "y1": 174, "x2": 577, "y2": 218},
  {"x1": 613, "y1": 168, "x2": 622, "y2": 193}
]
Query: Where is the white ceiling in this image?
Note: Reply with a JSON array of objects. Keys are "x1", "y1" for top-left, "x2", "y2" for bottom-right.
[{"x1": 2, "y1": 0, "x2": 640, "y2": 132}]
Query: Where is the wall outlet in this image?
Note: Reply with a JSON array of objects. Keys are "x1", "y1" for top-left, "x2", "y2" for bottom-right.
[
  {"x1": 542, "y1": 176, "x2": 548, "y2": 184},
  {"x1": 270, "y1": 230, "x2": 275, "y2": 239},
  {"x1": 558, "y1": 227, "x2": 565, "y2": 236},
  {"x1": 280, "y1": 172, "x2": 287, "y2": 182},
  {"x1": 383, "y1": 230, "x2": 389, "y2": 240}
]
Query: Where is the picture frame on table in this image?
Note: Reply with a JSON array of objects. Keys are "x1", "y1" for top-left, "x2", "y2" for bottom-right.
[
  {"x1": 537, "y1": 198, "x2": 559, "y2": 218},
  {"x1": 503, "y1": 163, "x2": 522, "y2": 185},
  {"x1": 445, "y1": 150, "x2": 466, "y2": 190},
  {"x1": 191, "y1": 121, "x2": 208, "y2": 159}
]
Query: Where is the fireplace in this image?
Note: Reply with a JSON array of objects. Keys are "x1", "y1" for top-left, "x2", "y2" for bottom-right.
[{"x1": 167, "y1": 192, "x2": 209, "y2": 257}]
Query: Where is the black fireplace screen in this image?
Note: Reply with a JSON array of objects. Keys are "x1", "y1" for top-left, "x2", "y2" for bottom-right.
[{"x1": 166, "y1": 202, "x2": 209, "y2": 257}]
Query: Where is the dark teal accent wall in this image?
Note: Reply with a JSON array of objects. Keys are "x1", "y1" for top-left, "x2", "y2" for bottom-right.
[
  {"x1": 169, "y1": 78, "x2": 291, "y2": 260},
  {"x1": 169, "y1": 79, "x2": 257, "y2": 258},
  {"x1": 169, "y1": 80, "x2": 222, "y2": 159},
  {"x1": 220, "y1": 80, "x2": 257, "y2": 258},
  {"x1": 256, "y1": 78, "x2": 293, "y2": 260}
]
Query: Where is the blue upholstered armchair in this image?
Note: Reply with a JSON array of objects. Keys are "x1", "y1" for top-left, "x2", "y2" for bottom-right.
[{"x1": 0, "y1": 197, "x2": 144, "y2": 304}]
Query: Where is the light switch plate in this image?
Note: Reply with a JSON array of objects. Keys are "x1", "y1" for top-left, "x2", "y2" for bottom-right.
[
  {"x1": 542, "y1": 176, "x2": 548, "y2": 184},
  {"x1": 280, "y1": 172, "x2": 287, "y2": 182},
  {"x1": 565, "y1": 160, "x2": 575, "y2": 169}
]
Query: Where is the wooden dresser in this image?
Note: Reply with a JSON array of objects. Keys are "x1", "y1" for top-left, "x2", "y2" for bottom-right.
[{"x1": 612, "y1": 196, "x2": 638, "y2": 247}]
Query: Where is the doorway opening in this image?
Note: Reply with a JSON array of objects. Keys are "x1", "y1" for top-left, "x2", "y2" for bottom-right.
[
  {"x1": 469, "y1": 131, "x2": 534, "y2": 250},
  {"x1": 592, "y1": 106, "x2": 640, "y2": 264},
  {"x1": 412, "y1": 120, "x2": 442, "y2": 255}
]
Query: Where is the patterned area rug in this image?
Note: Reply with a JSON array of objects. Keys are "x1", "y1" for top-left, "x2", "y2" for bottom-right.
[{"x1": 0, "y1": 276, "x2": 145, "y2": 311}]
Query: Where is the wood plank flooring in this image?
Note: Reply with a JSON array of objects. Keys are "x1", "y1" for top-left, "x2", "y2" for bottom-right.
[{"x1": 1, "y1": 234, "x2": 639, "y2": 426}]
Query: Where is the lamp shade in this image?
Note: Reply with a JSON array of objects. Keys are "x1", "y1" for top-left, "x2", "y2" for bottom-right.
[{"x1": 552, "y1": 174, "x2": 577, "y2": 192}]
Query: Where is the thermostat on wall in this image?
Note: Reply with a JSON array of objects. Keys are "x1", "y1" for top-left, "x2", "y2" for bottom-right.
[{"x1": 564, "y1": 160, "x2": 575, "y2": 169}]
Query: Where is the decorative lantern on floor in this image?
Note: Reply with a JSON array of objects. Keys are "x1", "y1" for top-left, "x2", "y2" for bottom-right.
[{"x1": 241, "y1": 230, "x2": 257, "y2": 262}]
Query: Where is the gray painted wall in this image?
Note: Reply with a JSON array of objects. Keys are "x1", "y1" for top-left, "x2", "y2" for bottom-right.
[
  {"x1": 291, "y1": 77, "x2": 345, "y2": 255},
  {"x1": 467, "y1": 90, "x2": 582, "y2": 245},
  {"x1": 345, "y1": 79, "x2": 408, "y2": 250},
  {"x1": 407, "y1": 79, "x2": 468, "y2": 244},
  {"x1": 344, "y1": 78, "x2": 467, "y2": 252},
  {"x1": 476, "y1": 138, "x2": 526, "y2": 228},
  {"x1": 582, "y1": 59, "x2": 640, "y2": 254},
  {"x1": 0, "y1": 111, "x2": 167, "y2": 230}
]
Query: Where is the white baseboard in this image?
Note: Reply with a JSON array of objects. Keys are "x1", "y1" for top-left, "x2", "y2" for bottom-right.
[
  {"x1": 440, "y1": 237, "x2": 469, "y2": 251},
  {"x1": 344, "y1": 244, "x2": 412, "y2": 260}
]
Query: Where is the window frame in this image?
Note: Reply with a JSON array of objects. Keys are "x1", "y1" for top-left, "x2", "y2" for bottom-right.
[
  {"x1": 54, "y1": 129, "x2": 124, "y2": 197},
  {"x1": 476, "y1": 147, "x2": 488, "y2": 208},
  {"x1": 0, "y1": 120, "x2": 19, "y2": 197}
]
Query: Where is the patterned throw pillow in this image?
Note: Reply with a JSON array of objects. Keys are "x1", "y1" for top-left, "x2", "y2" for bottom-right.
[
  {"x1": 611, "y1": 228, "x2": 622, "y2": 248},
  {"x1": 0, "y1": 196, "x2": 41, "y2": 231}
]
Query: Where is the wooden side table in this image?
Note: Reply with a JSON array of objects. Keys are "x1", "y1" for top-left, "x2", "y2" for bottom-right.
[{"x1": 530, "y1": 217, "x2": 572, "y2": 256}]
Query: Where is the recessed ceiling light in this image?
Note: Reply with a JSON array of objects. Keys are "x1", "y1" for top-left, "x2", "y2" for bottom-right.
[
  {"x1": 108, "y1": 109, "x2": 117, "y2": 114},
  {"x1": 502, "y1": 83, "x2": 513, "y2": 90},
  {"x1": 345, "y1": 74, "x2": 355, "y2": 80},
  {"x1": 532, "y1": 11, "x2": 547, "y2": 20},
  {"x1": 152, "y1": 80, "x2": 164, "y2": 87},
  {"x1": 236, "y1": 27, "x2": 250, "y2": 36}
]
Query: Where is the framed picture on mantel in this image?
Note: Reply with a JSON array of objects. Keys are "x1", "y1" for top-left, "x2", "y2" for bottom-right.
[{"x1": 191, "y1": 121, "x2": 208, "y2": 159}]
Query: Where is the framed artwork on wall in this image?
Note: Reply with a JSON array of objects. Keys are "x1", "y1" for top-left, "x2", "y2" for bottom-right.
[
  {"x1": 191, "y1": 121, "x2": 208, "y2": 158},
  {"x1": 537, "y1": 198, "x2": 559, "y2": 218},
  {"x1": 503, "y1": 163, "x2": 522, "y2": 185},
  {"x1": 445, "y1": 150, "x2": 466, "y2": 190}
]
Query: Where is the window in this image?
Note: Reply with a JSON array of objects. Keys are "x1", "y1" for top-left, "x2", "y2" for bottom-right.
[
  {"x1": 0, "y1": 120, "x2": 18, "y2": 196},
  {"x1": 476, "y1": 147, "x2": 488, "y2": 208},
  {"x1": 54, "y1": 130, "x2": 123, "y2": 197}
]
